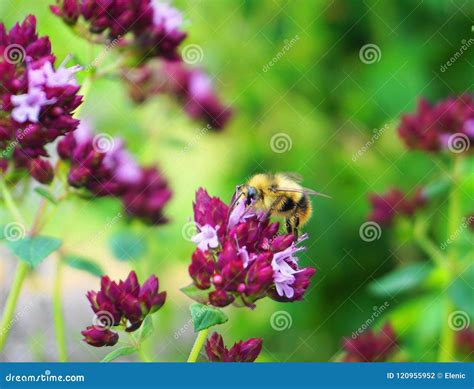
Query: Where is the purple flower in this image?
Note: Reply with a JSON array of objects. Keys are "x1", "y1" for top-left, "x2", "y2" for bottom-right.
[
  {"x1": 456, "y1": 328, "x2": 474, "y2": 354},
  {"x1": 342, "y1": 323, "x2": 398, "y2": 362},
  {"x1": 398, "y1": 95, "x2": 473, "y2": 153},
  {"x1": 124, "y1": 61, "x2": 233, "y2": 130},
  {"x1": 81, "y1": 326, "x2": 119, "y2": 347},
  {"x1": 186, "y1": 188, "x2": 316, "y2": 308},
  {"x1": 82, "y1": 271, "x2": 166, "y2": 347},
  {"x1": 368, "y1": 187, "x2": 427, "y2": 226},
  {"x1": 0, "y1": 15, "x2": 82, "y2": 184},
  {"x1": 205, "y1": 332, "x2": 262, "y2": 362},
  {"x1": 51, "y1": 0, "x2": 186, "y2": 61},
  {"x1": 58, "y1": 122, "x2": 172, "y2": 225}
]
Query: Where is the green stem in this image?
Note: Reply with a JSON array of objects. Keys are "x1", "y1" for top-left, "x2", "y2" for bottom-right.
[
  {"x1": 413, "y1": 218, "x2": 447, "y2": 268},
  {"x1": 53, "y1": 256, "x2": 68, "y2": 362},
  {"x1": 438, "y1": 156, "x2": 463, "y2": 362},
  {"x1": 0, "y1": 177, "x2": 25, "y2": 224},
  {"x1": 0, "y1": 261, "x2": 29, "y2": 351},
  {"x1": 187, "y1": 328, "x2": 209, "y2": 363}
]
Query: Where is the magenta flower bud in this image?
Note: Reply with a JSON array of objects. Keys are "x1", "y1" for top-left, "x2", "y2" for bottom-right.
[
  {"x1": 342, "y1": 323, "x2": 398, "y2": 362},
  {"x1": 205, "y1": 332, "x2": 263, "y2": 362},
  {"x1": 50, "y1": 0, "x2": 80, "y2": 25},
  {"x1": 189, "y1": 248, "x2": 215, "y2": 289},
  {"x1": 81, "y1": 326, "x2": 118, "y2": 347},
  {"x1": 29, "y1": 158, "x2": 54, "y2": 184},
  {"x1": 0, "y1": 159, "x2": 8, "y2": 173},
  {"x1": 456, "y1": 328, "x2": 474, "y2": 354},
  {"x1": 209, "y1": 290, "x2": 234, "y2": 307}
]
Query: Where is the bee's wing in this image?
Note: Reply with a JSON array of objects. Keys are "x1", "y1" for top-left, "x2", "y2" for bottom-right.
[
  {"x1": 280, "y1": 172, "x2": 304, "y2": 183},
  {"x1": 274, "y1": 187, "x2": 332, "y2": 199}
]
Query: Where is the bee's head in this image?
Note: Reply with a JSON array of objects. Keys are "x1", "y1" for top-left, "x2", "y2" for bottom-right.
[{"x1": 237, "y1": 184, "x2": 258, "y2": 205}]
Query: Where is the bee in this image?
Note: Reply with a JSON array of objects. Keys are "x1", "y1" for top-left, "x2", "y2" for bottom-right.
[{"x1": 233, "y1": 173, "x2": 330, "y2": 239}]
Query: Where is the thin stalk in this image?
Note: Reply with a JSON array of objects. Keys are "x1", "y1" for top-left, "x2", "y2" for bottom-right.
[
  {"x1": 0, "y1": 262, "x2": 29, "y2": 351},
  {"x1": 187, "y1": 328, "x2": 209, "y2": 362},
  {"x1": 0, "y1": 177, "x2": 25, "y2": 224},
  {"x1": 53, "y1": 255, "x2": 68, "y2": 362},
  {"x1": 438, "y1": 156, "x2": 463, "y2": 362},
  {"x1": 413, "y1": 218, "x2": 447, "y2": 268}
]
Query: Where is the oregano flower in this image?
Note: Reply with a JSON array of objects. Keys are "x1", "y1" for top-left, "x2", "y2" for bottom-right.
[{"x1": 205, "y1": 332, "x2": 262, "y2": 362}]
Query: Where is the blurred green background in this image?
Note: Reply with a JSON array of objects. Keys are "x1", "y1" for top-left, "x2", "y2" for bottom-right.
[{"x1": 0, "y1": 0, "x2": 472, "y2": 362}]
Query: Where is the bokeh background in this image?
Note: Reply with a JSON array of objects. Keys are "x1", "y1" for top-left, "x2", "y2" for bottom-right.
[{"x1": 0, "y1": 0, "x2": 472, "y2": 362}]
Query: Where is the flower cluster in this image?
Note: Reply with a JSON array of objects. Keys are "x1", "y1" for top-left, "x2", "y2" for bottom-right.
[
  {"x1": 124, "y1": 60, "x2": 233, "y2": 130},
  {"x1": 342, "y1": 323, "x2": 397, "y2": 362},
  {"x1": 0, "y1": 15, "x2": 82, "y2": 183},
  {"x1": 58, "y1": 122, "x2": 171, "y2": 224},
  {"x1": 205, "y1": 332, "x2": 262, "y2": 362},
  {"x1": 398, "y1": 95, "x2": 473, "y2": 152},
  {"x1": 186, "y1": 188, "x2": 316, "y2": 308},
  {"x1": 456, "y1": 328, "x2": 474, "y2": 354},
  {"x1": 51, "y1": 0, "x2": 186, "y2": 61},
  {"x1": 368, "y1": 187, "x2": 426, "y2": 226},
  {"x1": 81, "y1": 271, "x2": 166, "y2": 347}
]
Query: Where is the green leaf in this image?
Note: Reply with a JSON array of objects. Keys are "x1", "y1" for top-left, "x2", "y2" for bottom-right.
[
  {"x1": 190, "y1": 303, "x2": 228, "y2": 332},
  {"x1": 423, "y1": 178, "x2": 451, "y2": 200},
  {"x1": 138, "y1": 315, "x2": 154, "y2": 342},
  {"x1": 34, "y1": 187, "x2": 58, "y2": 204},
  {"x1": 180, "y1": 284, "x2": 211, "y2": 304},
  {"x1": 449, "y1": 264, "x2": 474, "y2": 316},
  {"x1": 7, "y1": 236, "x2": 62, "y2": 268},
  {"x1": 368, "y1": 263, "x2": 432, "y2": 297},
  {"x1": 109, "y1": 232, "x2": 146, "y2": 261},
  {"x1": 63, "y1": 255, "x2": 104, "y2": 277},
  {"x1": 101, "y1": 346, "x2": 137, "y2": 362}
]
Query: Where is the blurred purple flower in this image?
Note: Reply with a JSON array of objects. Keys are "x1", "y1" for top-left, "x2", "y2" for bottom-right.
[
  {"x1": 342, "y1": 323, "x2": 397, "y2": 362},
  {"x1": 368, "y1": 187, "x2": 426, "y2": 226},
  {"x1": 398, "y1": 95, "x2": 473, "y2": 153}
]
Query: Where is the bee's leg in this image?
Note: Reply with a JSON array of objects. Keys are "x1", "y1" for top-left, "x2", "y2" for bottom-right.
[
  {"x1": 285, "y1": 218, "x2": 293, "y2": 234},
  {"x1": 293, "y1": 216, "x2": 300, "y2": 241}
]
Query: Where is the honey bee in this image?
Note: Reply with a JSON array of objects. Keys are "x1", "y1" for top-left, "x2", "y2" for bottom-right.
[{"x1": 233, "y1": 173, "x2": 330, "y2": 239}]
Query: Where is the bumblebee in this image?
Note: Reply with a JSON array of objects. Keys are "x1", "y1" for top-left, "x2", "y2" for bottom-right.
[{"x1": 233, "y1": 173, "x2": 329, "y2": 239}]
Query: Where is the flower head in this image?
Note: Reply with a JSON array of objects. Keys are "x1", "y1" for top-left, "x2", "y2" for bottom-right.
[
  {"x1": 186, "y1": 188, "x2": 316, "y2": 308},
  {"x1": 51, "y1": 0, "x2": 186, "y2": 61},
  {"x1": 368, "y1": 187, "x2": 426, "y2": 226},
  {"x1": 0, "y1": 15, "x2": 82, "y2": 183},
  {"x1": 205, "y1": 332, "x2": 262, "y2": 362},
  {"x1": 342, "y1": 323, "x2": 397, "y2": 362},
  {"x1": 124, "y1": 61, "x2": 233, "y2": 130},
  {"x1": 58, "y1": 122, "x2": 171, "y2": 225},
  {"x1": 82, "y1": 271, "x2": 166, "y2": 347},
  {"x1": 398, "y1": 95, "x2": 473, "y2": 153},
  {"x1": 456, "y1": 327, "x2": 474, "y2": 354}
]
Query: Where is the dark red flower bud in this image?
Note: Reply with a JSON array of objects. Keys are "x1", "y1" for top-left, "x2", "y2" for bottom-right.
[
  {"x1": 205, "y1": 332, "x2": 262, "y2": 362},
  {"x1": 29, "y1": 158, "x2": 54, "y2": 184},
  {"x1": 209, "y1": 290, "x2": 234, "y2": 307},
  {"x1": 189, "y1": 248, "x2": 215, "y2": 289},
  {"x1": 81, "y1": 326, "x2": 118, "y2": 347}
]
